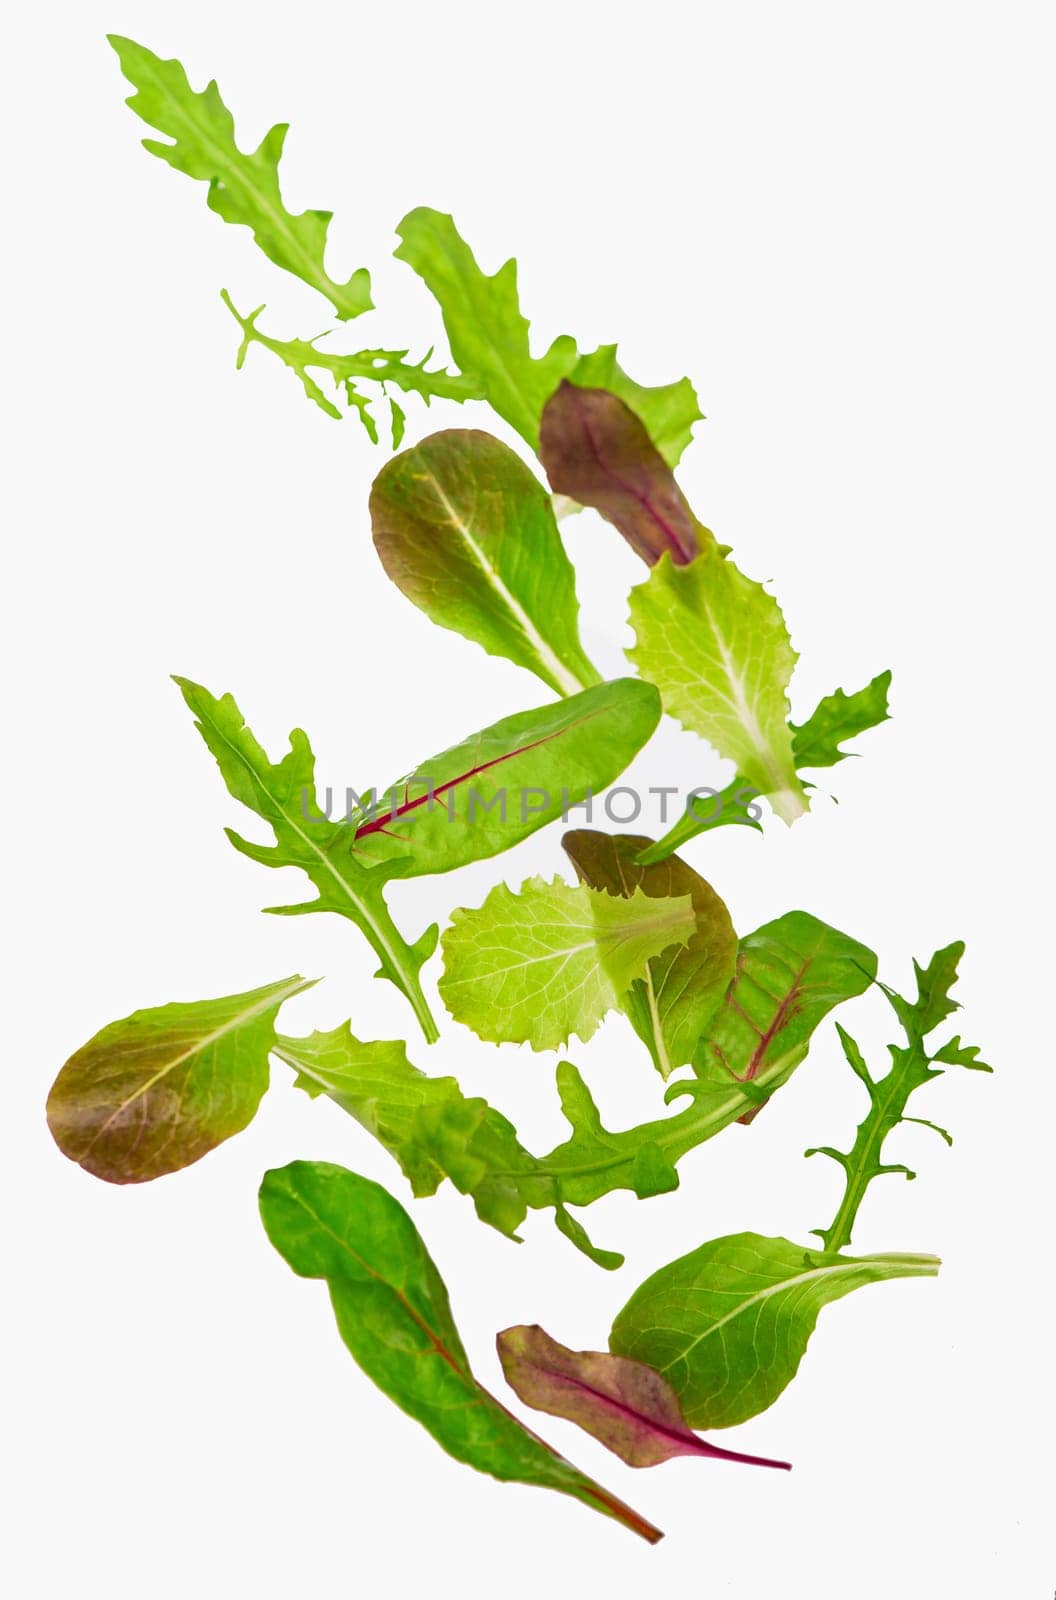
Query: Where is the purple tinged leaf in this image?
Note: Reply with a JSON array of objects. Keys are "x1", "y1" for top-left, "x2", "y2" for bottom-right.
[
  {"x1": 498, "y1": 1325, "x2": 790, "y2": 1473},
  {"x1": 539, "y1": 382, "x2": 700, "y2": 565}
]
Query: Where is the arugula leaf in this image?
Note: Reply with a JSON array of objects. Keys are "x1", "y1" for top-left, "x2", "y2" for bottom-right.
[
  {"x1": 610, "y1": 1233, "x2": 939, "y2": 1428},
  {"x1": 539, "y1": 383, "x2": 700, "y2": 565},
  {"x1": 46, "y1": 975, "x2": 312, "y2": 1182},
  {"x1": 370, "y1": 429, "x2": 601, "y2": 695},
  {"x1": 497, "y1": 1325, "x2": 790, "y2": 1472},
  {"x1": 109, "y1": 37, "x2": 371, "y2": 319},
  {"x1": 259, "y1": 1161, "x2": 662, "y2": 1541},
  {"x1": 627, "y1": 546, "x2": 808, "y2": 824},
  {"x1": 438, "y1": 877, "x2": 696, "y2": 1049},
  {"x1": 394, "y1": 208, "x2": 701, "y2": 463},
  {"x1": 634, "y1": 780, "x2": 764, "y2": 864},
  {"x1": 808, "y1": 942, "x2": 992, "y2": 1252},
  {"x1": 791, "y1": 670, "x2": 892, "y2": 769},
  {"x1": 221, "y1": 292, "x2": 482, "y2": 442},
  {"x1": 562, "y1": 830, "x2": 737, "y2": 1078}
]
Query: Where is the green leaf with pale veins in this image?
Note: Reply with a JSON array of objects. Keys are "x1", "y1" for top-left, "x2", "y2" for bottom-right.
[
  {"x1": 791, "y1": 670, "x2": 892, "y2": 769},
  {"x1": 438, "y1": 877, "x2": 696, "y2": 1050},
  {"x1": 610, "y1": 1232, "x2": 940, "y2": 1428},
  {"x1": 627, "y1": 545, "x2": 809, "y2": 824},
  {"x1": 562, "y1": 831, "x2": 737, "y2": 1078},
  {"x1": 370, "y1": 429, "x2": 601, "y2": 695},
  {"x1": 46, "y1": 975, "x2": 313, "y2": 1183},
  {"x1": 259, "y1": 1161, "x2": 662, "y2": 1541},
  {"x1": 394, "y1": 208, "x2": 701, "y2": 463},
  {"x1": 109, "y1": 36, "x2": 371, "y2": 319}
]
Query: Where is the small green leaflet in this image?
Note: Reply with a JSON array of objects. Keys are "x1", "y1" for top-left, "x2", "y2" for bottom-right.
[
  {"x1": 259, "y1": 1161, "x2": 662, "y2": 1542},
  {"x1": 439, "y1": 877, "x2": 696, "y2": 1050},
  {"x1": 46, "y1": 975, "x2": 312, "y2": 1183},
  {"x1": 808, "y1": 941, "x2": 992, "y2": 1252},
  {"x1": 395, "y1": 208, "x2": 701, "y2": 464},
  {"x1": 791, "y1": 670, "x2": 892, "y2": 769},
  {"x1": 627, "y1": 546, "x2": 808, "y2": 824},
  {"x1": 109, "y1": 37, "x2": 371, "y2": 319},
  {"x1": 610, "y1": 1232, "x2": 939, "y2": 1428},
  {"x1": 221, "y1": 292, "x2": 482, "y2": 443},
  {"x1": 562, "y1": 830, "x2": 737, "y2": 1078},
  {"x1": 370, "y1": 429, "x2": 602, "y2": 695}
]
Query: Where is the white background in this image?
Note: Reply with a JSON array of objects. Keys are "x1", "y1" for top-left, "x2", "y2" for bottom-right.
[{"x1": 5, "y1": 2, "x2": 1053, "y2": 1594}]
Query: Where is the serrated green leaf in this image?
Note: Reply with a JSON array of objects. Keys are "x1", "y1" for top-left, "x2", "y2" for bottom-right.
[
  {"x1": 610, "y1": 1232, "x2": 939, "y2": 1428},
  {"x1": 627, "y1": 546, "x2": 808, "y2": 824},
  {"x1": 791, "y1": 670, "x2": 892, "y2": 769},
  {"x1": 439, "y1": 877, "x2": 696, "y2": 1050},
  {"x1": 110, "y1": 36, "x2": 371, "y2": 319},
  {"x1": 370, "y1": 429, "x2": 601, "y2": 695},
  {"x1": 395, "y1": 208, "x2": 701, "y2": 463},
  {"x1": 47, "y1": 974, "x2": 312, "y2": 1183},
  {"x1": 562, "y1": 830, "x2": 737, "y2": 1077},
  {"x1": 259, "y1": 1161, "x2": 661, "y2": 1541}
]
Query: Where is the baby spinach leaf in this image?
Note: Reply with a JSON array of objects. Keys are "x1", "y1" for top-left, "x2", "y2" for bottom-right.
[
  {"x1": 258, "y1": 1160, "x2": 662, "y2": 1541},
  {"x1": 808, "y1": 941, "x2": 992, "y2": 1252},
  {"x1": 394, "y1": 208, "x2": 701, "y2": 463},
  {"x1": 791, "y1": 671, "x2": 892, "y2": 770},
  {"x1": 562, "y1": 830, "x2": 737, "y2": 1078},
  {"x1": 221, "y1": 292, "x2": 482, "y2": 441},
  {"x1": 610, "y1": 1232, "x2": 939, "y2": 1429},
  {"x1": 438, "y1": 877, "x2": 696, "y2": 1049},
  {"x1": 539, "y1": 383, "x2": 700, "y2": 565},
  {"x1": 627, "y1": 546, "x2": 808, "y2": 824},
  {"x1": 497, "y1": 1325, "x2": 790, "y2": 1472},
  {"x1": 370, "y1": 429, "x2": 601, "y2": 695},
  {"x1": 109, "y1": 37, "x2": 371, "y2": 320},
  {"x1": 46, "y1": 974, "x2": 312, "y2": 1183}
]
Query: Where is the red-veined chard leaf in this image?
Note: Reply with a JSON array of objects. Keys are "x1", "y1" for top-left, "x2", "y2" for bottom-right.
[
  {"x1": 46, "y1": 974, "x2": 313, "y2": 1183},
  {"x1": 258, "y1": 1160, "x2": 662, "y2": 1542},
  {"x1": 370, "y1": 428, "x2": 601, "y2": 695},
  {"x1": 610, "y1": 1233, "x2": 939, "y2": 1429},
  {"x1": 498, "y1": 1325, "x2": 790, "y2": 1472}
]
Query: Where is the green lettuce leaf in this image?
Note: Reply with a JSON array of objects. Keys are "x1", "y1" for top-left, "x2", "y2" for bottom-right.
[
  {"x1": 808, "y1": 941, "x2": 992, "y2": 1252},
  {"x1": 259, "y1": 1161, "x2": 662, "y2": 1541},
  {"x1": 394, "y1": 208, "x2": 701, "y2": 463},
  {"x1": 627, "y1": 545, "x2": 808, "y2": 824},
  {"x1": 562, "y1": 830, "x2": 737, "y2": 1078},
  {"x1": 46, "y1": 975, "x2": 312, "y2": 1183},
  {"x1": 610, "y1": 1233, "x2": 939, "y2": 1428},
  {"x1": 370, "y1": 429, "x2": 601, "y2": 695},
  {"x1": 438, "y1": 877, "x2": 696, "y2": 1049},
  {"x1": 109, "y1": 36, "x2": 371, "y2": 319}
]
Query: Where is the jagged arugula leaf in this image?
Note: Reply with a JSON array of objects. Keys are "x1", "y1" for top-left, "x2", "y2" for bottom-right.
[
  {"x1": 628, "y1": 545, "x2": 808, "y2": 824},
  {"x1": 395, "y1": 208, "x2": 701, "y2": 463},
  {"x1": 791, "y1": 670, "x2": 892, "y2": 769},
  {"x1": 610, "y1": 1232, "x2": 940, "y2": 1429},
  {"x1": 46, "y1": 975, "x2": 312, "y2": 1183},
  {"x1": 259, "y1": 1161, "x2": 661, "y2": 1541},
  {"x1": 370, "y1": 429, "x2": 601, "y2": 695},
  {"x1": 109, "y1": 37, "x2": 371, "y2": 319},
  {"x1": 562, "y1": 830, "x2": 737, "y2": 1078},
  {"x1": 438, "y1": 877, "x2": 696, "y2": 1050},
  {"x1": 497, "y1": 1325, "x2": 790, "y2": 1472},
  {"x1": 176, "y1": 676, "x2": 658, "y2": 1039},
  {"x1": 539, "y1": 383, "x2": 700, "y2": 565}
]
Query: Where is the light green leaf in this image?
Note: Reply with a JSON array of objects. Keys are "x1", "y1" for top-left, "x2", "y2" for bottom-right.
[
  {"x1": 395, "y1": 208, "x2": 701, "y2": 463},
  {"x1": 109, "y1": 36, "x2": 371, "y2": 319},
  {"x1": 791, "y1": 670, "x2": 892, "y2": 769},
  {"x1": 439, "y1": 877, "x2": 696, "y2": 1050},
  {"x1": 46, "y1": 975, "x2": 312, "y2": 1183},
  {"x1": 562, "y1": 830, "x2": 737, "y2": 1077},
  {"x1": 627, "y1": 545, "x2": 808, "y2": 824},
  {"x1": 610, "y1": 1232, "x2": 939, "y2": 1428},
  {"x1": 259, "y1": 1161, "x2": 661, "y2": 1541},
  {"x1": 369, "y1": 429, "x2": 601, "y2": 695}
]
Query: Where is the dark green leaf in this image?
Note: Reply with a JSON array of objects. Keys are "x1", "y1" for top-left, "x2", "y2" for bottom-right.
[{"x1": 791, "y1": 671, "x2": 892, "y2": 769}]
